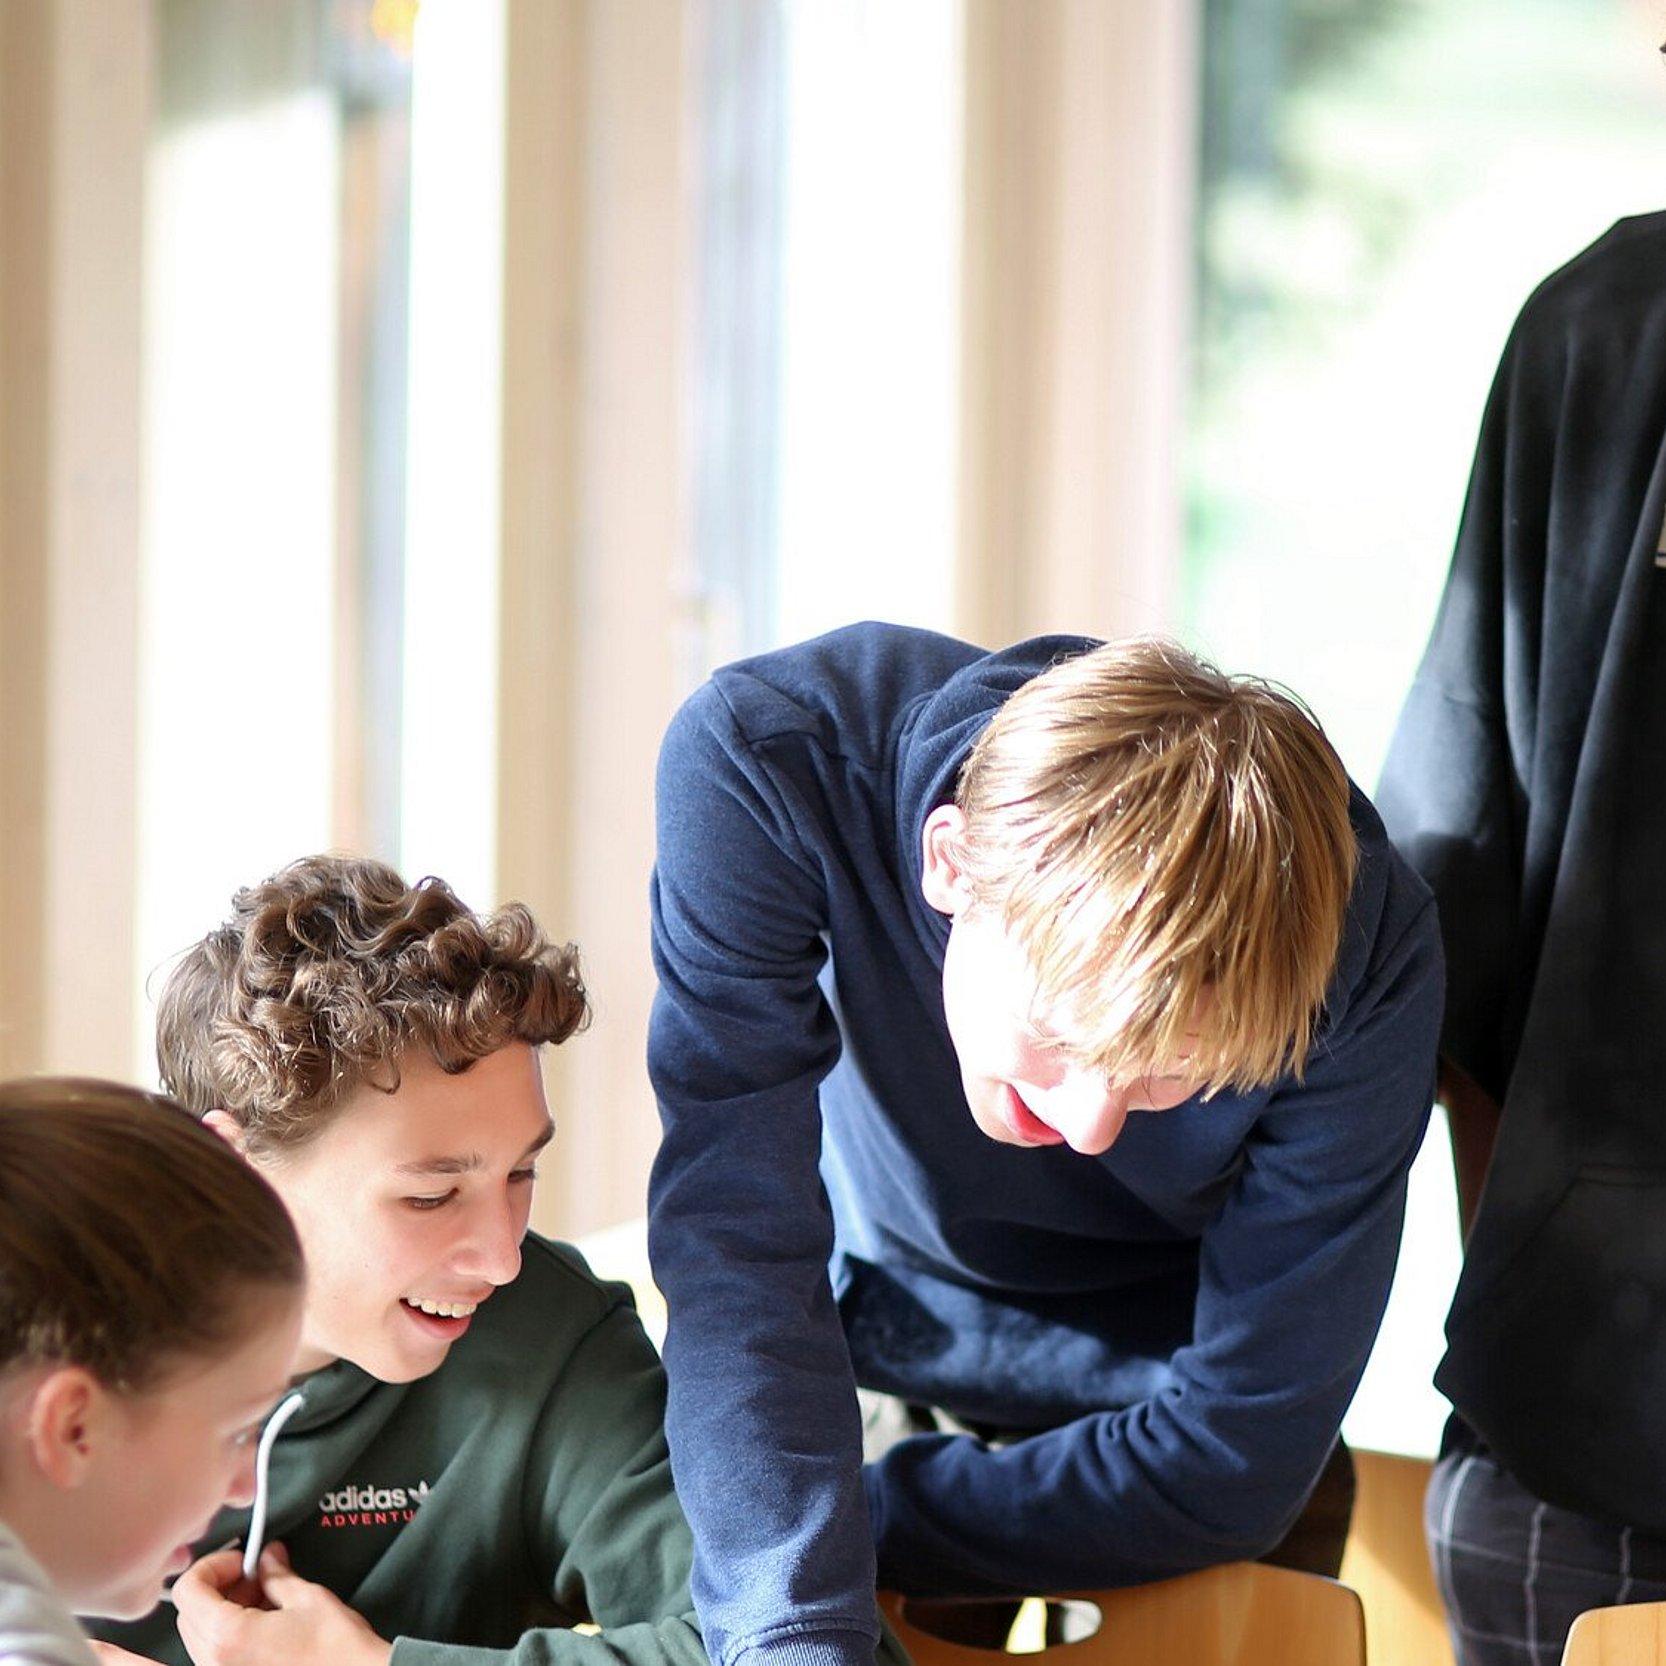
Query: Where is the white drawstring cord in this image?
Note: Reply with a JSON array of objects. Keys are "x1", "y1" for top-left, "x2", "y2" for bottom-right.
[{"x1": 241, "y1": 1390, "x2": 306, "y2": 1581}]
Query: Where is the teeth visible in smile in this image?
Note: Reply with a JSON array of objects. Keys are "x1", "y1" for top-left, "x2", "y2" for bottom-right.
[{"x1": 404, "y1": 1298, "x2": 478, "y2": 1319}]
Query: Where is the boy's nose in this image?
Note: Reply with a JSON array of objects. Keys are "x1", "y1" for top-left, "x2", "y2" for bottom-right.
[
  {"x1": 1047, "y1": 1072, "x2": 1131, "y2": 1156},
  {"x1": 458, "y1": 1199, "x2": 524, "y2": 1286}
]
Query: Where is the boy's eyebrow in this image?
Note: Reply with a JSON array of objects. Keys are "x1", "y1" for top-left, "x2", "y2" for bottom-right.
[{"x1": 394, "y1": 1120, "x2": 556, "y2": 1177}]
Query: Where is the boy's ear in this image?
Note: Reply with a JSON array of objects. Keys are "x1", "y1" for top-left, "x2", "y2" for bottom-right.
[
  {"x1": 201, "y1": 1108, "x2": 248, "y2": 1154},
  {"x1": 920, "y1": 804, "x2": 975, "y2": 916},
  {"x1": 24, "y1": 1366, "x2": 106, "y2": 1490}
]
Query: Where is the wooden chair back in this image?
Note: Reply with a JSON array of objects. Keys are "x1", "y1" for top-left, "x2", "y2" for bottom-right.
[
  {"x1": 880, "y1": 1562, "x2": 1365, "y2": 1666},
  {"x1": 1340, "y1": 1449, "x2": 1453, "y2": 1666},
  {"x1": 1562, "y1": 1602, "x2": 1666, "y2": 1664}
]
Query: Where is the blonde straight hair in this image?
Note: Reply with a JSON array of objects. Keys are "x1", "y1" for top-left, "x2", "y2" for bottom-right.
[{"x1": 954, "y1": 638, "x2": 1357, "y2": 1095}]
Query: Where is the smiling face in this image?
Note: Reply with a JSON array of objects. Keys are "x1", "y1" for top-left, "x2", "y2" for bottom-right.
[
  {"x1": 222, "y1": 1043, "x2": 553, "y2": 1383},
  {"x1": 36, "y1": 1289, "x2": 303, "y2": 1619},
  {"x1": 923, "y1": 805, "x2": 1207, "y2": 1156}
]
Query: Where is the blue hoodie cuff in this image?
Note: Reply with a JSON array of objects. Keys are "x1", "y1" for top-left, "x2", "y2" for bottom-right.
[{"x1": 731, "y1": 1628, "x2": 878, "y2": 1666}]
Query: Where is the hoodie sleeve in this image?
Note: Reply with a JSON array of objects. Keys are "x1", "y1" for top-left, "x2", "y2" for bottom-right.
[
  {"x1": 861, "y1": 899, "x2": 1442, "y2": 1592},
  {"x1": 644, "y1": 679, "x2": 879, "y2": 1666},
  {"x1": 388, "y1": 1303, "x2": 705, "y2": 1666}
]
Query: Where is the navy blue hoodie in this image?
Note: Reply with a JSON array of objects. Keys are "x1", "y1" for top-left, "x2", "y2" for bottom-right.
[{"x1": 648, "y1": 624, "x2": 1442, "y2": 1666}]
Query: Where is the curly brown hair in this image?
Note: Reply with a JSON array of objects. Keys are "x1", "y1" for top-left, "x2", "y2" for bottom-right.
[{"x1": 157, "y1": 855, "x2": 589, "y2": 1153}]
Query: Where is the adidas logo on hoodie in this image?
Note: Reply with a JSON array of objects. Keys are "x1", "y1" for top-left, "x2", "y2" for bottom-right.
[{"x1": 318, "y1": 1478, "x2": 432, "y2": 1528}]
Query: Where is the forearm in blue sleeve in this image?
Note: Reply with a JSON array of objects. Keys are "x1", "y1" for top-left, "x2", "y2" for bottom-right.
[{"x1": 651, "y1": 1102, "x2": 879, "y2": 1666}]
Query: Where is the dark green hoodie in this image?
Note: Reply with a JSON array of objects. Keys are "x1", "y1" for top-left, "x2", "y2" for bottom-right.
[{"x1": 89, "y1": 1234, "x2": 707, "y2": 1666}]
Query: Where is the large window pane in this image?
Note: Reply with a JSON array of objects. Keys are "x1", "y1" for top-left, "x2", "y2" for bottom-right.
[
  {"x1": 690, "y1": 0, "x2": 963, "y2": 667},
  {"x1": 136, "y1": 0, "x2": 502, "y2": 1054}
]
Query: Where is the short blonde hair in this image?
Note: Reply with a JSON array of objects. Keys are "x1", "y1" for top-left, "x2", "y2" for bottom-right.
[{"x1": 954, "y1": 638, "x2": 1356, "y2": 1095}]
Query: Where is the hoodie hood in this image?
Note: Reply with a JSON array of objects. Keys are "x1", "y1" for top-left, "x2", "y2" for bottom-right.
[{"x1": 891, "y1": 633, "x2": 1099, "y2": 956}]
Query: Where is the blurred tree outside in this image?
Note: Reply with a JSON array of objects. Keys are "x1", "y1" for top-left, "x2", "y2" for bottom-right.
[{"x1": 1188, "y1": 0, "x2": 1666, "y2": 783}]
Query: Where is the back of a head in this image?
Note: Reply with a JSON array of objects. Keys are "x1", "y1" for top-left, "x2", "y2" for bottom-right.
[
  {"x1": 956, "y1": 638, "x2": 1358, "y2": 1094},
  {"x1": 156, "y1": 854, "x2": 590, "y2": 1153},
  {"x1": 0, "y1": 1078, "x2": 303, "y2": 1390}
]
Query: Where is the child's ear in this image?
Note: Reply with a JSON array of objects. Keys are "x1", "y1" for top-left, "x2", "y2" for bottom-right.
[
  {"x1": 920, "y1": 805, "x2": 975, "y2": 916},
  {"x1": 201, "y1": 1108, "x2": 248, "y2": 1154},
  {"x1": 24, "y1": 1366, "x2": 107, "y2": 1490}
]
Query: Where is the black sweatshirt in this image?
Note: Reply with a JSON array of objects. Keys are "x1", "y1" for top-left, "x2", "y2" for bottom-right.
[{"x1": 1379, "y1": 211, "x2": 1666, "y2": 1531}]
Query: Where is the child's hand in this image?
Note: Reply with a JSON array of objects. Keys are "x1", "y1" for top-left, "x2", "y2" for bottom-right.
[
  {"x1": 88, "y1": 1646, "x2": 167, "y2": 1664},
  {"x1": 202, "y1": 1551, "x2": 271, "y2": 1613},
  {"x1": 172, "y1": 1545, "x2": 391, "y2": 1666}
]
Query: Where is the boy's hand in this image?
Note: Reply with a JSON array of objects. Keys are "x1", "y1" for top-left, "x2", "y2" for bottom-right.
[
  {"x1": 88, "y1": 1647, "x2": 166, "y2": 1664},
  {"x1": 173, "y1": 1546, "x2": 392, "y2": 1666}
]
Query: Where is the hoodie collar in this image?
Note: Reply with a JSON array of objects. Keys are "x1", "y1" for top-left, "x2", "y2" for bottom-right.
[
  {"x1": 893, "y1": 634, "x2": 1101, "y2": 959},
  {"x1": 280, "y1": 1355, "x2": 384, "y2": 1432}
]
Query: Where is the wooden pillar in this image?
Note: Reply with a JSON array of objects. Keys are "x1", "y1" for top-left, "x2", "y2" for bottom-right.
[
  {"x1": 957, "y1": 0, "x2": 1197, "y2": 646},
  {"x1": 499, "y1": 0, "x2": 693, "y2": 1240},
  {"x1": 0, "y1": 0, "x2": 148, "y2": 1079}
]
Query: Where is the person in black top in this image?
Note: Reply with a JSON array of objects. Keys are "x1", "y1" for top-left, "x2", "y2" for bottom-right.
[{"x1": 1379, "y1": 210, "x2": 1666, "y2": 1666}]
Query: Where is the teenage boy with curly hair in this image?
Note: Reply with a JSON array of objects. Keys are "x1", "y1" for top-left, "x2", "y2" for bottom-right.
[
  {"x1": 89, "y1": 857, "x2": 710, "y2": 1666},
  {"x1": 647, "y1": 626, "x2": 1445, "y2": 1666}
]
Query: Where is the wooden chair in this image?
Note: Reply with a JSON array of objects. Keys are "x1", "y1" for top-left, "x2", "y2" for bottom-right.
[
  {"x1": 880, "y1": 1563, "x2": 1365, "y2": 1666},
  {"x1": 1562, "y1": 1602, "x2": 1666, "y2": 1664},
  {"x1": 1339, "y1": 1449, "x2": 1453, "y2": 1666}
]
